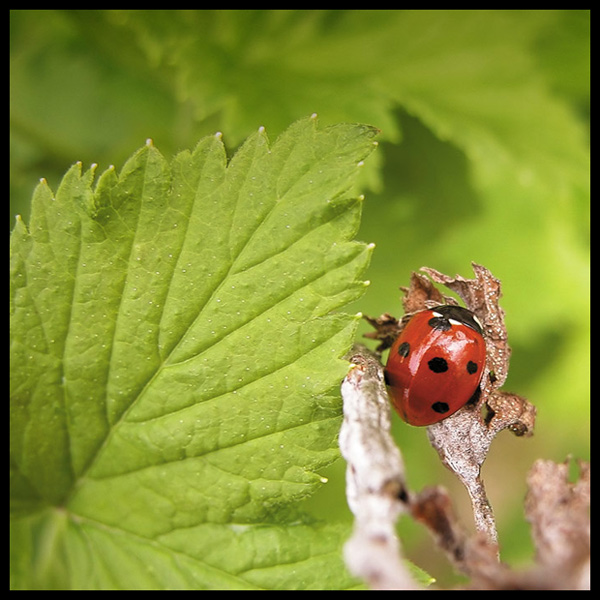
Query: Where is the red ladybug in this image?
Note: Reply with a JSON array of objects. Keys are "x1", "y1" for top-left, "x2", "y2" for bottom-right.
[{"x1": 384, "y1": 305, "x2": 486, "y2": 426}]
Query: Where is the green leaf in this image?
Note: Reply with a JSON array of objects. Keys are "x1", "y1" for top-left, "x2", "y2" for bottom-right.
[{"x1": 10, "y1": 116, "x2": 378, "y2": 589}]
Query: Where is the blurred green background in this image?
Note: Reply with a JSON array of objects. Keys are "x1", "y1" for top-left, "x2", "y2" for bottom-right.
[{"x1": 10, "y1": 10, "x2": 589, "y2": 587}]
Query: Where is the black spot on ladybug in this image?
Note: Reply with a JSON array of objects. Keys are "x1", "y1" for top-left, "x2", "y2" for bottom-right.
[
  {"x1": 397, "y1": 341, "x2": 410, "y2": 358},
  {"x1": 428, "y1": 357, "x2": 448, "y2": 373},
  {"x1": 431, "y1": 401, "x2": 450, "y2": 414},
  {"x1": 466, "y1": 360, "x2": 478, "y2": 375},
  {"x1": 383, "y1": 370, "x2": 391, "y2": 386}
]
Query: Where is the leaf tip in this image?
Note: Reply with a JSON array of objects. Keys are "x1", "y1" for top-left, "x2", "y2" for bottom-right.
[
  {"x1": 310, "y1": 112, "x2": 318, "y2": 120},
  {"x1": 145, "y1": 138, "x2": 154, "y2": 147},
  {"x1": 214, "y1": 131, "x2": 223, "y2": 140}
]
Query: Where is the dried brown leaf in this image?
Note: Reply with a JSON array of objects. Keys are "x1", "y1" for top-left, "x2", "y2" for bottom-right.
[
  {"x1": 525, "y1": 458, "x2": 590, "y2": 570},
  {"x1": 363, "y1": 263, "x2": 536, "y2": 546}
]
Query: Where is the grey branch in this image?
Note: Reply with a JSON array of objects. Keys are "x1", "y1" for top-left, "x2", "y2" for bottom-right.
[{"x1": 339, "y1": 344, "x2": 419, "y2": 590}]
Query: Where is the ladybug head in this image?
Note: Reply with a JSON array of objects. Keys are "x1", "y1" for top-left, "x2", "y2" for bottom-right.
[{"x1": 429, "y1": 305, "x2": 483, "y2": 335}]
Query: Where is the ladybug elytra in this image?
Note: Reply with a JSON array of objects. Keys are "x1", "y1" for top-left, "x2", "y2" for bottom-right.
[{"x1": 384, "y1": 305, "x2": 486, "y2": 426}]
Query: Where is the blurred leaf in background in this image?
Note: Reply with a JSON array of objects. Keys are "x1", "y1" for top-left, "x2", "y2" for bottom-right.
[{"x1": 11, "y1": 9, "x2": 589, "y2": 587}]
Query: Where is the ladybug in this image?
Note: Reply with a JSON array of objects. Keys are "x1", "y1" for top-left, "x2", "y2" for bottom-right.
[{"x1": 384, "y1": 305, "x2": 486, "y2": 426}]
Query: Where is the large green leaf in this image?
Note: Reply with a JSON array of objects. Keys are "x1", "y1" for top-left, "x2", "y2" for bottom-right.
[{"x1": 10, "y1": 117, "x2": 378, "y2": 589}]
